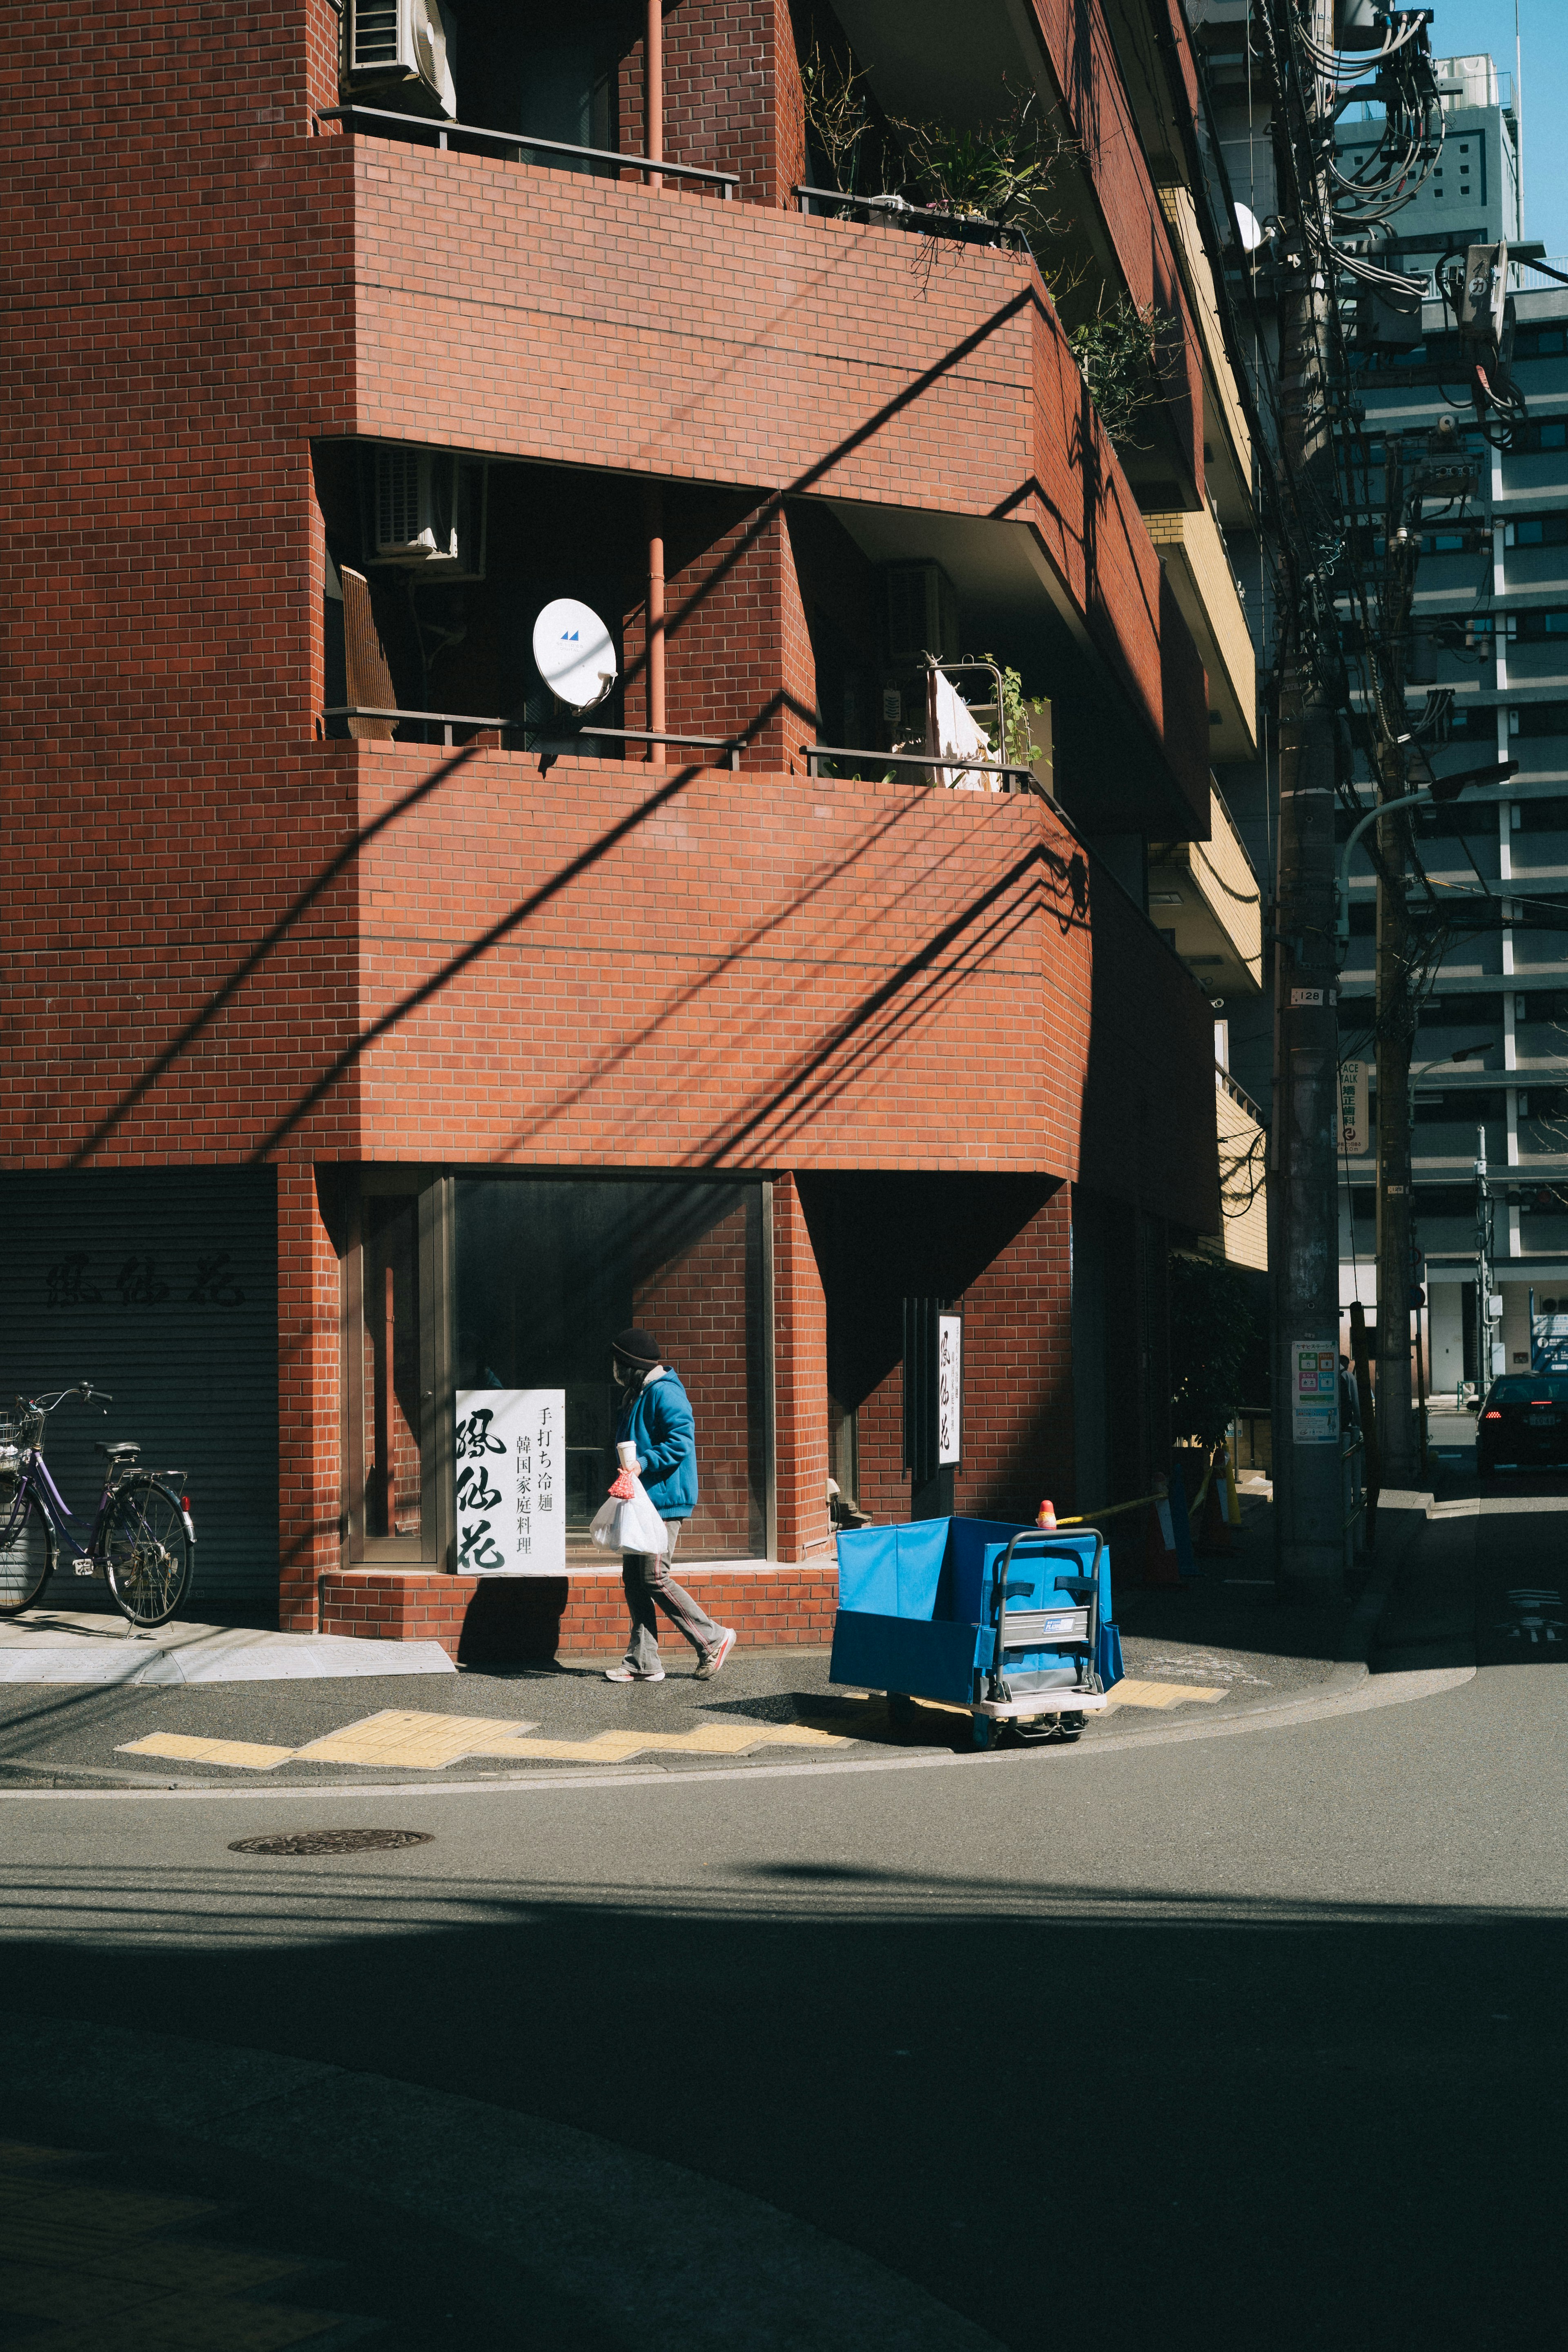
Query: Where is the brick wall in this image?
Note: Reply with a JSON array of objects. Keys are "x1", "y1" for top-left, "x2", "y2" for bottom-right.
[
  {"x1": 329, "y1": 137, "x2": 1206, "y2": 820},
  {"x1": 632, "y1": 1200, "x2": 758, "y2": 1557},
  {"x1": 772, "y1": 1174, "x2": 831, "y2": 1564},
  {"x1": 619, "y1": 0, "x2": 804, "y2": 207},
  {"x1": 277, "y1": 1165, "x2": 342, "y2": 1631},
  {"x1": 847, "y1": 1187, "x2": 1076, "y2": 1529},
  {"x1": 624, "y1": 496, "x2": 819, "y2": 762},
  {"x1": 318, "y1": 1561, "x2": 837, "y2": 1658},
  {"x1": 1078, "y1": 858, "x2": 1220, "y2": 1236}
]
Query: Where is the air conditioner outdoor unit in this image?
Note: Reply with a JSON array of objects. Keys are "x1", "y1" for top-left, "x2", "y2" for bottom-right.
[
  {"x1": 343, "y1": 0, "x2": 456, "y2": 120},
  {"x1": 369, "y1": 448, "x2": 486, "y2": 575},
  {"x1": 883, "y1": 562, "x2": 960, "y2": 666}
]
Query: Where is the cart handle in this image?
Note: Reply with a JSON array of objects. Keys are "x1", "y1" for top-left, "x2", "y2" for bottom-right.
[{"x1": 987, "y1": 1532, "x2": 1105, "y2": 1705}]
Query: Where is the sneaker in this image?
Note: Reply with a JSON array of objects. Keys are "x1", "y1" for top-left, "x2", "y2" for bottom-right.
[
  {"x1": 604, "y1": 1664, "x2": 664, "y2": 1682},
  {"x1": 695, "y1": 1628, "x2": 737, "y2": 1680}
]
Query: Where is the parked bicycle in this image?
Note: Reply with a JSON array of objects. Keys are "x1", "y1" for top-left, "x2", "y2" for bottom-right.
[{"x1": 0, "y1": 1384, "x2": 195, "y2": 1627}]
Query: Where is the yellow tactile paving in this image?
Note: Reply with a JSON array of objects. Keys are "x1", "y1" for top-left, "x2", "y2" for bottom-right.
[
  {"x1": 292, "y1": 1708, "x2": 542, "y2": 1768},
  {"x1": 118, "y1": 1706, "x2": 853, "y2": 1773},
  {"x1": 1103, "y1": 1677, "x2": 1227, "y2": 1710},
  {"x1": 116, "y1": 1733, "x2": 297, "y2": 1771}
]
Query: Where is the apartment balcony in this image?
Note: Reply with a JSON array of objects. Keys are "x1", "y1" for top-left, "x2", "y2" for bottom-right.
[
  {"x1": 1216, "y1": 1066, "x2": 1267, "y2": 1272},
  {"x1": 1147, "y1": 784, "x2": 1263, "y2": 996},
  {"x1": 1141, "y1": 501, "x2": 1258, "y2": 760},
  {"x1": 304, "y1": 127, "x2": 1212, "y2": 837}
]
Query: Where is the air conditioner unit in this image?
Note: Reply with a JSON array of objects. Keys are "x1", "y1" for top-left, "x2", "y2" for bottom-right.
[
  {"x1": 343, "y1": 0, "x2": 456, "y2": 120},
  {"x1": 368, "y1": 448, "x2": 487, "y2": 577},
  {"x1": 883, "y1": 563, "x2": 960, "y2": 666}
]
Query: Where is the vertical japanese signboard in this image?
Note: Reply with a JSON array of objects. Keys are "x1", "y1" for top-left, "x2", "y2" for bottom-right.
[
  {"x1": 937, "y1": 1310, "x2": 963, "y2": 1466},
  {"x1": 453, "y1": 1389, "x2": 566, "y2": 1574},
  {"x1": 1335, "y1": 1060, "x2": 1370, "y2": 1156},
  {"x1": 1290, "y1": 1342, "x2": 1339, "y2": 1446}
]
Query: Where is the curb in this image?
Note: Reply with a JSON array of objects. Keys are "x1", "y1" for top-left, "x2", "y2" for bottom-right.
[{"x1": 1337, "y1": 1488, "x2": 1438, "y2": 1672}]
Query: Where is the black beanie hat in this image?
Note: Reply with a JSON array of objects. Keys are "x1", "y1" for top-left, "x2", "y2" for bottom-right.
[{"x1": 612, "y1": 1326, "x2": 662, "y2": 1368}]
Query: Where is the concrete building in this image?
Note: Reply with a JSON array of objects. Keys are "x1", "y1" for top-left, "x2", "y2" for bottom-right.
[{"x1": 4, "y1": 2, "x2": 1260, "y2": 1653}]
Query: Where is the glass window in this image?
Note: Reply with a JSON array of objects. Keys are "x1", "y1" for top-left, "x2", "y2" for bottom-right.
[
  {"x1": 454, "y1": 1178, "x2": 770, "y2": 1558},
  {"x1": 362, "y1": 1193, "x2": 425, "y2": 1547},
  {"x1": 1490, "y1": 1377, "x2": 1568, "y2": 1403}
]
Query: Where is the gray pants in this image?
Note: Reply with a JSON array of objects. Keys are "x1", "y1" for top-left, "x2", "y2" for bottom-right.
[{"x1": 621, "y1": 1521, "x2": 719, "y2": 1670}]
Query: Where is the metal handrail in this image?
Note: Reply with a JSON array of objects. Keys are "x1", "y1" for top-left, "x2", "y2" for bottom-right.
[
  {"x1": 318, "y1": 104, "x2": 739, "y2": 193},
  {"x1": 803, "y1": 742, "x2": 1036, "y2": 790},
  {"x1": 537, "y1": 725, "x2": 743, "y2": 771},
  {"x1": 792, "y1": 185, "x2": 1029, "y2": 252},
  {"x1": 322, "y1": 708, "x2": 743, "y2": 766}
]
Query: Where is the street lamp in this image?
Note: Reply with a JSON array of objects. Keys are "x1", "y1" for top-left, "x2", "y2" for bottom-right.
[
  {"x1": 1334, "y1": 759, "x2": 1520, "y2": 944},
  {"x1": 1408, "y1": 1041, "x2": 1490, "y2": 1126}
]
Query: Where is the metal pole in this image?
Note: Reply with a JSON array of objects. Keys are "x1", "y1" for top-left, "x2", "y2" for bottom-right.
[
  {"x1": 1373, "y1": 439, "x2": 1421, "y2": 1488},
  {"x1": 646, "y1": 0, "x2": 663, "y2": 193},
  {"x1": 645, "y1": 484, "x2": 666, "y2": 765},
  {"x1": 1271, "y1": 0, "x2": 1343, "y2": 1601}
]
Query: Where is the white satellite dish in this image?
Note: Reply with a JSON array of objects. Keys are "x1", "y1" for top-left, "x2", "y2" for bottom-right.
[
  {"x1": 1235, "y1": 202, "x2": 1265, "y2": 254},
  {"x1": 532, "y1": 598, "x2": 617, "y2": 715}
]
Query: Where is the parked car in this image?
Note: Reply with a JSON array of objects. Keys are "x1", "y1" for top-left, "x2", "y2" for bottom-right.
[{"x1": 1475, "y1": 1374, "x2": 1568, "y2": 1476}]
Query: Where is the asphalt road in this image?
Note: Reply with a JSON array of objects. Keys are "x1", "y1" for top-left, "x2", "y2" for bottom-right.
[{"x1": 2, "y1": 1474, "x2": 1564, "y2": 2350}]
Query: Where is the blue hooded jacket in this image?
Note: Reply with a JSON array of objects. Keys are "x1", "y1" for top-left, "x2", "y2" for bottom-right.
[{"x1": 616, "y1": 1368, "x2": 698, "y2": 1521}]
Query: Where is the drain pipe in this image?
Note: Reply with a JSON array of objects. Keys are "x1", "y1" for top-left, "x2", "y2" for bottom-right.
[
  {"x1": 645, "y1": 484, "x2": 666, "y2": 764},
  {"x1": 646, "y1": 0, "x2": 663, "y2": 193}
]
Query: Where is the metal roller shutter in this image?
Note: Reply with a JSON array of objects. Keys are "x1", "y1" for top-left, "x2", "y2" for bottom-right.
[{"x1": 0, "y1": 1170, "x2": 279, "y2": 1610}]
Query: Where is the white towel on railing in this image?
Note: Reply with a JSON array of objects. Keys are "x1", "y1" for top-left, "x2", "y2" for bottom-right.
[{"x1": 931, "y1": 670, "x2": 995, "y2": 791}]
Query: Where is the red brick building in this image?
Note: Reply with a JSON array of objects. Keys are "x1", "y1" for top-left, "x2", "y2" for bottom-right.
[{"x1": 4, "y1": 0, "x2": 1247, "y2": 1655}]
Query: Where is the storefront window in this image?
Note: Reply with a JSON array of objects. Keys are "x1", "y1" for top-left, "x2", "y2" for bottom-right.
[
  {"x1": 362, "y1": 1193, "x2": 423, "y2": 1545},
  {"x1": 454, "y1": 1178, "x2": 771, "y2": 1559}
]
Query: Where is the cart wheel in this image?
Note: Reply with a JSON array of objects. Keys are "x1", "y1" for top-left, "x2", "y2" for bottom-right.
[
  {"x1": 886, "y1": 1693, "x2": 917, "y2": 1728},
  {"x1": 971, "y1": 1714, "x2": 994, "y2": 1751},
  {"x1": 1057, "y1": 1711, "x2": 1085, "y2": 1742}
]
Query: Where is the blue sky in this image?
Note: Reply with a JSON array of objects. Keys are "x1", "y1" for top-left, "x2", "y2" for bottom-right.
[{"x1": 1430, "y1": 1, "x2": 1568, "y2": 253}]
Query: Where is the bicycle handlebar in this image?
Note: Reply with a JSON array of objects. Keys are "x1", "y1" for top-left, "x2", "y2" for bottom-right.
[{"x1": 22, "y1": 1383, "x2": 113, "y2": 1414}]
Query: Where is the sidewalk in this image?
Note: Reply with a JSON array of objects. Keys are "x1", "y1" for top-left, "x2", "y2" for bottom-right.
[
  {"x1": 0, "y1": 1496, "x2": 1408, "y2": 1788},
  {"x1": 0, "y1": 1609, "x2": 454, "y2": 1684}
]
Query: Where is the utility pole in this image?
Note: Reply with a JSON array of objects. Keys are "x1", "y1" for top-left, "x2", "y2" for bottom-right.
[
  {"x1": 1270, "y1": 0, "x2": 1345, "y2": 1601},
  {"x1": 1373, "y1": 437, "x2": 1420, "y2": 1486},
  {"x1": 1475, "y1": 1125, "x2": 1497, "y2": 1391}
]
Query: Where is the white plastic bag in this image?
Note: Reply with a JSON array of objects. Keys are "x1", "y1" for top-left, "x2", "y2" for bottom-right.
[{"x1": 589, "y1": 1467, "x2": 670, "y2": 1555}]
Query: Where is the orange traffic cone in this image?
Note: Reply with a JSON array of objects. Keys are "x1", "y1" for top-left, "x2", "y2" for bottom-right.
[{"x1": 1036, "y1": 1498, "x2": 1058, "y2": 1531}]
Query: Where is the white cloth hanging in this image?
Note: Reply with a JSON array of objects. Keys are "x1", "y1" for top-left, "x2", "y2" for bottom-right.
[{"x1": 931, "y1": 669, "x2": 996, "y2": 791}]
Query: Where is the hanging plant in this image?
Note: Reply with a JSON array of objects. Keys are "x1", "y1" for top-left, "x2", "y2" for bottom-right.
[{"x1": 1065, "y1": 297, "x2": 1168, "y2": 452}]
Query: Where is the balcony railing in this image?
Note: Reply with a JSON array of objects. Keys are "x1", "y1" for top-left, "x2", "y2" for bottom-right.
[
  {"x1": 317, "y1": 104, "x2": 739, "y2": 196},
  {"x1": 322, "y1": 708, "x2": 744, "y2": 766},
  {"x1": 792, "y1": 185, "x2": 1029, "y2": 255},
  {"x1": 802, "y1": 742, "x2": 1039, "y2": 792}
]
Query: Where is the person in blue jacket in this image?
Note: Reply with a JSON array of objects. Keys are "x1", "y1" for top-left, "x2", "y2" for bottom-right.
[{"x1": 604, "y1": 1325, "x2": 736, "y2": 1683}]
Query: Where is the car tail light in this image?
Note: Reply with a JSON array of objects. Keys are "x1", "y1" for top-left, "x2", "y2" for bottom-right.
[{"x1": 1483, "y1": 1410, "x2": 1502, "y2": 1421}]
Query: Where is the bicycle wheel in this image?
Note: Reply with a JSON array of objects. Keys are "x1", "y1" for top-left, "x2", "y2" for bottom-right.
[
  {"x1": 103, "y1": 1479, "x2": 192, "y2": 1628},
  {"x1": 0, "y1": 1477, "x2": 54, "y2": 1615}
]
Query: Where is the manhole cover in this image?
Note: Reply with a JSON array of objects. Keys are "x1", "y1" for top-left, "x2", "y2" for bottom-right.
[{"x1": 227, "y1": 1829, "x2": 434, "y2": 1856}]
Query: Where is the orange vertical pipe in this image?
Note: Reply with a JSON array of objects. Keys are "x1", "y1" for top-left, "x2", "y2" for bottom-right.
[
  {"x1": 646, "y1": 485, "x2": 666, "y2": 764},
  {"x1": 646, "y1": 0, "x2": 663, "y2": 193},
  {"x1": 380, "y1": 1260, "x2": 395, "y2": 1534}
]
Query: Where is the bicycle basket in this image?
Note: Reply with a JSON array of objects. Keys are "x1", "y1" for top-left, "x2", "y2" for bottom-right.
[{"x1": 0, "y1": 1408, "x2": 42, "y2": 1454}]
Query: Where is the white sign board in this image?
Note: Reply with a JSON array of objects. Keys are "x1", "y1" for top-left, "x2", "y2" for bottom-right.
[
  {"x1": 454, "y1": 1389, "x2": 566, "y2": 1575},
  {"x1": 1336, "y1": 1059, "x2": 1370, "y2": 1156},
  {"x1": 937, "y1": 1311, "x2": 963, "y2": 1466},
  {"x1": 1290, "y1": 1341, "x2": 1339, "y2": 1447}
]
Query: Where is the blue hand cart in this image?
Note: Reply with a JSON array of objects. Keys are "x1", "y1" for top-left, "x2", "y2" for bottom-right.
[{"x1": 829, "y1": 1515, "x2": 1123, "y2": 1750}]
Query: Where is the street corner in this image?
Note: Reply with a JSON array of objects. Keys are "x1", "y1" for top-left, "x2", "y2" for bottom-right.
[{"x1": 113, "y1": 1700, "x2": 858, "y2": 1780}]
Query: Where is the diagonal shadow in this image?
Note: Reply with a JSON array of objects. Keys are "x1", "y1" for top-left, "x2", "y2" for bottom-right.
[
  {"x1": 69, "y1": 281, "x2": 1074, "y2": 1168},
  {"x1": 68, "y1": 742, "x2": 484, "y2": 1167}
]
